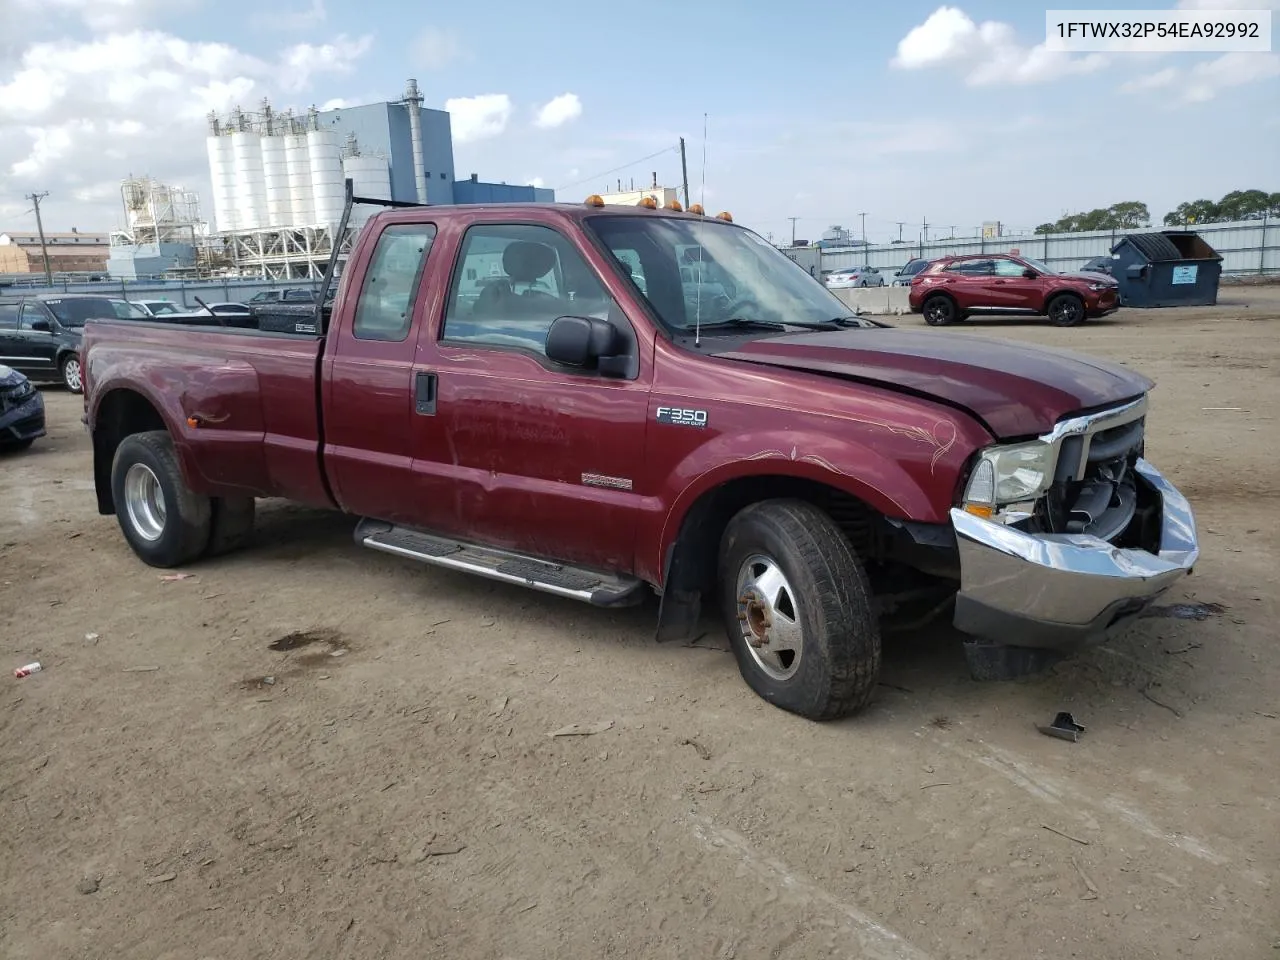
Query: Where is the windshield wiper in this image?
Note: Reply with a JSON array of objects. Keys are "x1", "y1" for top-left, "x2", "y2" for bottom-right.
[
  {"x1": 826, "y1": 315, "x2": 874, "y2": 328},
  {"x1": 693, "y1": 317, "x2": 793, "y2": 332}
]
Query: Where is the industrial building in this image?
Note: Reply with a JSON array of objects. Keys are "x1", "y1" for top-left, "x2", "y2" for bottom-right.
[
  {"x1": 205, "y1": 79, "x2": 555, "y2": 279},
  {"x1": 106, "y1": 177, "x2": 206, "y2": 279},
  {"x1": 0, "y1": 229, "x2": 109, "y2": 276}
]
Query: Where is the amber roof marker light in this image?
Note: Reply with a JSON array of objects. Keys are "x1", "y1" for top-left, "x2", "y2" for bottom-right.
[{"x1": 584, "y1": 194, "x2": 604, "y2": 207}]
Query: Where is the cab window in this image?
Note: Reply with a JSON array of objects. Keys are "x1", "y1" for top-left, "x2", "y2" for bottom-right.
[
  {"x1": 0, "y1": 302, "x2": 18, "y2": 329},
  {"x1": 993, "y1": 258, "x2": 1028, "y2": 278},
  {"x1": 352, "y1": 224, "x2": 437, "y2": 342},
  {"x1": 442, "y1": 223, "x2": 615, "y2": 355}
]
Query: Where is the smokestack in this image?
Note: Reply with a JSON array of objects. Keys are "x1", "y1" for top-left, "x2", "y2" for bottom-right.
[{"x1": 402, "y1": 78, "x2": 428, "y2": 204}]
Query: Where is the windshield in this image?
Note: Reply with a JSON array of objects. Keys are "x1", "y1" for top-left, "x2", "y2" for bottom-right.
[
  {"x1": 1019, "y1": 255, "x2": 1055, "y2": 275},
  {"x1": 42, "y1": 298, "x2": 147, "y2": 325},
  {"x1": 586, "y1": 215, "x2": 857, "y2": 332},
  {"x1": 145, "y1": 302, "x2": 181, "y2": 315}
]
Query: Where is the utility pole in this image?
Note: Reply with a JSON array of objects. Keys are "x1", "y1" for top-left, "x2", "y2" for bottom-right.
[
  {"x1": 679, "y1": 137, "x2": 690, "y2": 210},
  {"x1": 922, "y1": 217, "x2": 929, "y2": 243},
  {"x1": 27, "y1": 192, "x2": 52, "y2": 285},
  {"x1": 948, "y1": 225, "x2": 957, "y2": 239},
  {"x1": 858, "y1": 212, "x2": 867, "y2": 249},
  {"x1": 787, "y1": 216, "x2": 799, "y2": 246},
  {"x1": 896, "y1": 221, "x2": 904, "y2": 244}
]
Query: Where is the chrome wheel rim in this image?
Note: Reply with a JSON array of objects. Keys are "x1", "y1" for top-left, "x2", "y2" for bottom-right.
[
  {"x1": 1054, "y1": 299, "x2": 1081, "y2": 324},
  {"x1": 63, "y1": 359, "x2": 82, "y2": 391},
  {"x1": 124, "y1": 463, "x2": 166, "y2": 542},
  {"x1": 925, "y1": 300, "x2": 950, "y2": 323},
  {"x1": 734, "y1": 554, "x2": 804, "y2": 681}
]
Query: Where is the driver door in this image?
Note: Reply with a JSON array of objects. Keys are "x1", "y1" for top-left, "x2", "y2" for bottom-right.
[
  {"x1": 411, "y1": 221, "x2": 652, "y2": 572},
  {"x1": 990, "y1": 257, "x2": 1042, "y2": 310},
  {"x1": 13, "y1": 302, "x2": 60, "y2": 377}
]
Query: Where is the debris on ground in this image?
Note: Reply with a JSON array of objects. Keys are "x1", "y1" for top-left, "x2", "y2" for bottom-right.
[
  {"x1": 679, "y1": 737, "x2": 711, "y2": 761},
  {"x1": 144, "y1": 872, "x2": 177, "y2": 885},
  {"x1": 84, "y1": 633, "x2": 100, "y2": 643},
  {"x1": 13, "y1": 662, "x2": 42, "y2": 678},
  {"x1": 549, "y1": 720, "x2": 614, "y2": 738},
  {"x1": 1037, "y1": 712, "x2": 1086, "y2": 742},
  {"x1": 1041, "y1": 823, "x2": 1090, "y2": 845},
  {"x1": 77, "y1": 876, "x2": 100, "y2": 895},
  {"x1": 159, "y1": 573, "x2": 195, "y2": 583},
  {"x1": 403, "y1": 842, "x2": 466, "y2": 864}
]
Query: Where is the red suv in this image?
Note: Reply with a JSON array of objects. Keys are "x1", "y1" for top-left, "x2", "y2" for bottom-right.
[{"x1": 909, "y1": 253, "x2": 1119, "y2": 327}]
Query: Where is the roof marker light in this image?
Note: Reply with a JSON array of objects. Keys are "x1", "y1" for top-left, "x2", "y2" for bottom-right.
[{"x1": 584, "y1": 194, "x2": 604, "y2": 207}]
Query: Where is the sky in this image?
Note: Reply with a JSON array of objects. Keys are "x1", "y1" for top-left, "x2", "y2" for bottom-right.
[{"x1": 1, "y1": 0, "x2": 1277, "y2": 244}]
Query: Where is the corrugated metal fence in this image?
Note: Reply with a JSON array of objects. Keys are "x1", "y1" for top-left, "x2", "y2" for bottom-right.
[{"x1": 820, "y1": 218, "x2": 1279, "y2": 277}]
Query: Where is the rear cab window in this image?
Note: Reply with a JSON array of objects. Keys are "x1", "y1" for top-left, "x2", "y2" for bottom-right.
[{"x1": 352, "y1": 224, "x2": 438, "y2": 342}]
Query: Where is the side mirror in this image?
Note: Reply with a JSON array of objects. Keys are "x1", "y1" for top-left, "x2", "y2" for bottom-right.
[
  {"x1": 545, "y1": 315, "x2": 627, "y2": 376},
  {"x1": 1022, "y1": 268, "x2": 1038, "y2": 279},
  {"x1": 30, "y1": 319, "x2": 51, "y2": 332}
]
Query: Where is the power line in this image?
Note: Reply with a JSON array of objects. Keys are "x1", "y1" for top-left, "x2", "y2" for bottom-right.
[{"x1": 554, "y1": 146, "x2": 680, "y2": 192}]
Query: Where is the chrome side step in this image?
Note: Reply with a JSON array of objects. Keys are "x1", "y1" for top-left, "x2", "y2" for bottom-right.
[{"x1": 354, "y1": 519, "x2": 648, "y2": 607}]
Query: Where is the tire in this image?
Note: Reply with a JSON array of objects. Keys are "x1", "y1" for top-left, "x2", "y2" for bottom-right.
[
  {"x1": 207, "y1": 496, "x2": 256, "y2": 557},
  {"x1": 922, "y1": 294, "x2": 956, "y2": 326},
  {"x1": 1046, "y1": 293, "x2": 1085, "y2": 327},
  {"x1": 717, "y1": 499, "x2": 881, "y2": 720},
  {"x1": 110, "y1": 430, "x2": 211, "y2": 567},
  {"x1": 60, "y1": 355, "x2": 83, "y2": 394}
]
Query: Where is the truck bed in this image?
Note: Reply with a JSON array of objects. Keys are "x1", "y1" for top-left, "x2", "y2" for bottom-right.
[{"x1": 83, "y1": 319, "x2": 333, "y2": 509}]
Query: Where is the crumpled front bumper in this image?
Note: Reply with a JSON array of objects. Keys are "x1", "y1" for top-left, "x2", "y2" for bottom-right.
[
  {"x1": 0, "y1": 389, "x2": 46, "y2": 445},
  {"x1": 950, "y1": 459, "x2": 1198, "y2": 651}
]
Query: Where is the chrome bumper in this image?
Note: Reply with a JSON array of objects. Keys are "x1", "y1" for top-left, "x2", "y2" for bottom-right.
[{"x1": 950, "y1": 460, "x2": 1198, "y2": 651}]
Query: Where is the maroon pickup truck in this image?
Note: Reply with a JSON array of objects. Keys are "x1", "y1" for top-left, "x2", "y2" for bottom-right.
[{"x1": 82, "y1": 192, "x2": 1198, "y2": 720}]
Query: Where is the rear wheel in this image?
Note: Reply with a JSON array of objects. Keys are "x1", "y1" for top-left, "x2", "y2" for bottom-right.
[
  {"x1": 717, "y1": 500, "x2": 881, "y2": 720},
  {"x1": 922, "y1": 295, "x2": 956, "y2": 326},
  {"x1": 1047, "y1": 293, "x2": 1085, "y2": 327},
  {"x1": 111, "y1": 430, "x2": 211, "y2": 567},
  {"x1": 60, "y1": 355, "x2": 83, "y2": 393}
]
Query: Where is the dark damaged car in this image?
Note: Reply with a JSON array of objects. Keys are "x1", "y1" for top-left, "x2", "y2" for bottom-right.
[{"x1": 0, "y1": 364, "x2": 45, "y2": 451}]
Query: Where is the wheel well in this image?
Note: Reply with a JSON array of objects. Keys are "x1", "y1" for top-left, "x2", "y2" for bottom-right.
[
  {"x1": 1048, "y1": 290, "x2": 1084, "y2": 304},
  {"x1": 92, "y1": 389, "x2": 167, "y2": 515},
  {"x1": 657, "y1": 475, "x2": 882, "y2": 639},
  {"x1": 922, "y1": 291, "x2": 956, "y2": 306}
]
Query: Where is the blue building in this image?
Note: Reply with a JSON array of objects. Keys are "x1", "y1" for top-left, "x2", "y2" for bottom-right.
[{"x1": 315, "y1": 81, "x2": 552, "y2": 206}]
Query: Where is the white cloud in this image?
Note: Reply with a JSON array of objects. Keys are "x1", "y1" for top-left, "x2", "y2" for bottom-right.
[
  {"x1": 413, "y1": 27, "x2": 464, "y2": 69},
  {"x1": 444, "y1": 93, "x2": 511, "y2": 142},
  {"x1": 1121, "y1": 67, "x2": 1179, "y2": 92},
  {"x1": 251, "y1": 0, "x2": 326, "y2": 30},
  {"x1": 534, "y1": 93, "x2": 582, "y2": 129},
  {"x1": 320, "y1": 97, "x2": 349, "y2": 110},
  {"x1": 1177, "y1": 0, "x2": 1280, "y2": 8},
  {"x1": 525, "y1": 176, "x2": 546, "y2": 188},
  {"x1": 15, "y1": 0, "x2": 201, "y2": 31},
  {"x1": 0, "y1": 26, "x2": 373, "y2": 229},
  {"x1": 1185, "y1": 52, "x2": 1280, "y2": 101},
  {"x1": 892, "y1": 6, "x2": 1106, "y2": 85}
]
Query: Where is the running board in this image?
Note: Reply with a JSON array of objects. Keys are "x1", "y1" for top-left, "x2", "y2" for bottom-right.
[{"x1": 354, "y1": 519, "x2": 648, "y2": 607}]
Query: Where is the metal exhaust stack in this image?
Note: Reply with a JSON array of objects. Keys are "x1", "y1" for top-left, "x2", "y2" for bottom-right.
[{"x1": 402, "y1": 79, "x2": 428, "y2": 204}]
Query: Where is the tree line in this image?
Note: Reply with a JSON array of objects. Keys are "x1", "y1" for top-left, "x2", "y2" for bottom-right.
[{"x1": 1033, "y1": 189, "x2": 1279, "y2": 235}]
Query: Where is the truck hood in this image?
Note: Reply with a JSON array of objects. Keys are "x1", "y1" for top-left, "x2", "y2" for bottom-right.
[{"x1": 713, "y1": 328, "x2": 1152, "y2": 438}]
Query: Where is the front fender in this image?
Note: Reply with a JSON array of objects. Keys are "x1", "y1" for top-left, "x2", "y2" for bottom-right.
[{"x1": 644, "y1": 421, "x2": 978, "y2": 586}]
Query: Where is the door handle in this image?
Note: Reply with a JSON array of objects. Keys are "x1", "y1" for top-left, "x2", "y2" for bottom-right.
[{"x1": 415, "y1": 371, "x2": 437, "y2": 416}]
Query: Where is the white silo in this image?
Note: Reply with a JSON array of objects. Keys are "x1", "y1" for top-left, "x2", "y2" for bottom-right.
[
  {"x1": 261, "y1": 133, "x2": 293, "y2": 228},
  {"x1": 284, "y1": 134, "x2": 314, "y2": 226},
  {"x1": 307, "y1": 128, "x2": 344, "y2": 226},
  {"x1": 205, "y1": 132, "x2": 237, "y2": 233},
  {"x1": 342, "y1": 153, "x2": 392, "y2": 229},
  {"x1": 231, "y1": 130, "x2": 267, "y2": 231}
]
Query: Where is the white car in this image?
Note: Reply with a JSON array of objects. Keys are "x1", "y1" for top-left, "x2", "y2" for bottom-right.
[
  {"x1": 825, "y1": 267, "x2": 885, "y2": 289},
  {"x1": 135, "y1": 299, "x2": 186, "y2": 317}
]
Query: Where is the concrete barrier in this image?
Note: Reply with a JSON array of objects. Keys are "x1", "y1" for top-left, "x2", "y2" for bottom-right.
[{"x1": 832, "y1": 286, "x2": 912, "y2": 316}]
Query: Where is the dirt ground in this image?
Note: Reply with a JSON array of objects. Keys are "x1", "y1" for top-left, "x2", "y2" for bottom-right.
[{"x1": 2, "y1": 287, "x2": 1278, "y2": 960}]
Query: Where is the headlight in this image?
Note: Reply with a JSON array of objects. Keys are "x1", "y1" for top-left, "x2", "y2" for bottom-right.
[
  {"x1": 961, "y1": 440, "x2": 1056, "y2": 518},
  {"x1": 13, "y1": 379, "x2": 34, "y2": 399},
  {"x1": 1089, "y1": 282, "x2": 1110, "y2": 291}
]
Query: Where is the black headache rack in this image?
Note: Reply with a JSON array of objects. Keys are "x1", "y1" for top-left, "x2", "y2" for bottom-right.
[{"x1": 253, "y1": 178, "x2": 426, "y2": 336}]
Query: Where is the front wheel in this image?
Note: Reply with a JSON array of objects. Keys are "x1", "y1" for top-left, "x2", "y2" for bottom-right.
[
  {"x1": 111, "y1": 430, "x2": 211, "y2": 567},
  {"x1": 718, "y1": 500, "x2": 881, "y2": 720},
  {"x1": 922, "y1": 295, "x2": 956, "y2": 326},
  {"x1": 60, "y1": 355, "x2": 83, "y2": 393},
  {"x1": 1046, "y1": 293, "x2": 1085, "y2": 327}
]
